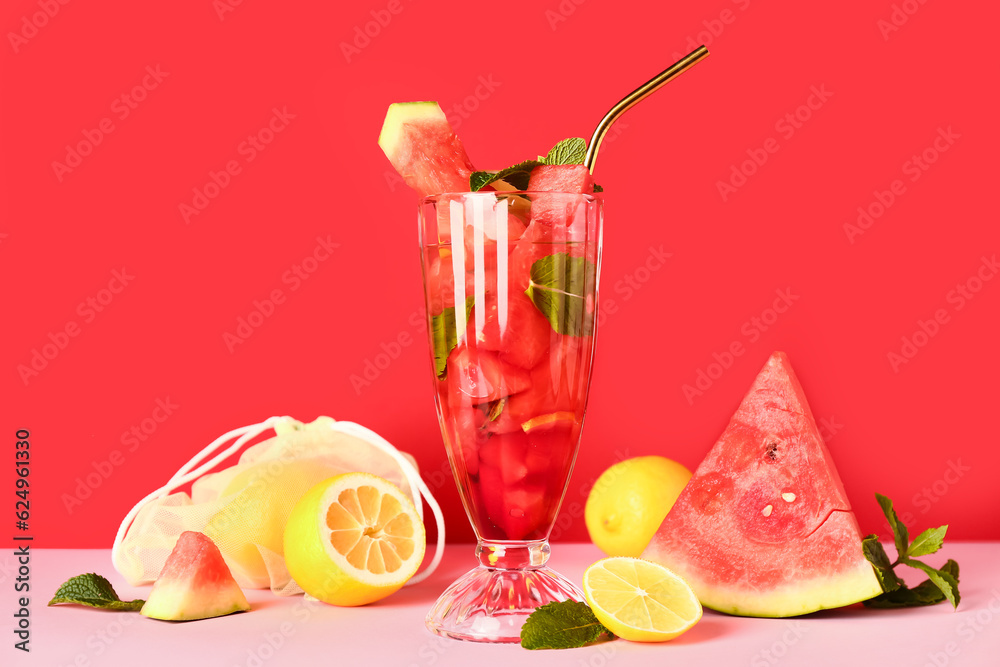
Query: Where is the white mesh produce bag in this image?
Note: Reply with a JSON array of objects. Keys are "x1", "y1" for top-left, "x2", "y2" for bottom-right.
[{"x1": 112, "y1": 416, "x2": 444, "y2": 596}]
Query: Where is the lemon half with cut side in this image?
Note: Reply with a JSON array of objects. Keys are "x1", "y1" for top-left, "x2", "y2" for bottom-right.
[
  {"x1": 283, "y1": 473, "x2": 426, "y2": 606},
  {"x1": 583, "y1": 557, "x2": 702, "y2": 642}
]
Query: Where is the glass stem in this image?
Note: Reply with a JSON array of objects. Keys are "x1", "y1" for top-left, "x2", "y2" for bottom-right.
[{"x1": 476, "y1": 539, "x2": 551, "y2": 570}]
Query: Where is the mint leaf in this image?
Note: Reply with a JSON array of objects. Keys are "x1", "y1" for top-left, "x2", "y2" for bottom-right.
[
  {"x1": 861, "y1": 534, "x2": 894, "y2": 571},
  {"x1": 867, "y1": 559, "x2": 959, "y2": 609},
  {"x1": 545, "y1": 138, "x2": 587, "y2": 165},
  {"x1": 469, "y1": 138, "x2": 602, "y2": 193},
  {"x1": 525, "y1": 253, "x2": 596, "y2": 337},
  {"x1": 49, "y1": 573, "x2": 144, "y2": 611},
  {"x1": 431, "y1": 297, "x2": 474, "y2": 378},
  {"x1": 520, "y1": 600, "x2": 613, "y2": 650},
  {"x1": 862, "y1": 535, "x2": 903, "y2": 593},
  {"x1": 903, "y1": 557, "x2": 961, "y2": 609},
  {"x1": 875, "y1": 492, "x2": 909, "y2": 559},
  {"x1": 470, "y1": 171, "x2": 497, "y2": 191},
  {"x1": 907, "y1": 525, "x2": 947, "y2": 558},
  {"x1": 863, "y1": 577, "x2": 948, "y2": 608},
  {"x1": 470, "y1": 160, "x2": 545, "y2": 192},
  {"x1": 487, "y1": 397, "x2": 505, "y2": 422}
]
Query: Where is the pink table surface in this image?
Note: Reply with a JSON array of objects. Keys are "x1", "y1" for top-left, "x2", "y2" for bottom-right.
[{"x1": 10, "y1": 542, "x2": 1000, "y2": 667}]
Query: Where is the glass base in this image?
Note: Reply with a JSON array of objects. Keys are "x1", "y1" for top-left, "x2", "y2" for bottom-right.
[{"x1": 425, "y1": 540, "x2": 584, "y2": 643}]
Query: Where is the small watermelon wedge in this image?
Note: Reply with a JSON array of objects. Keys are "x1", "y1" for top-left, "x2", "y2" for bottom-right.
[
  {"x1": 378, "y1": 101, "x2": 475, "y2": 196},
  {"x1": 642, "y1": 352, "x2": 882, "y2": 617},
  {"x1": 141, "y1": 531, "x2": 250, "y2": 621}
]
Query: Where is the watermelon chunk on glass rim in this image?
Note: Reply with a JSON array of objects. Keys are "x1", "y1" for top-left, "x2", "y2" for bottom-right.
[
  {"x1": 642, "y1": 352, "x2": 883, "y2": 617},
  {"x1": 378, "y1": 101, "x2": 474, "y2": 197},
  {"x1": 379, "y1": 101, "x2": 475, "y2": 244}
]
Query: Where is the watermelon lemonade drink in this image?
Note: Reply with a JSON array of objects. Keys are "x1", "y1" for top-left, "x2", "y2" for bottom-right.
[
  {"x1": 383, "y1": 48, "x2": 708, "y2": 644},
  {"x1": 420, "y1": 189, "x2": 602, "y2": 642}
]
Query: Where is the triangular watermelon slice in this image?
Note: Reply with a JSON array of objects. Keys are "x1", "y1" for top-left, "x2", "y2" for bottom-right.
[
  {"x1": 141, "y1": 531, "x2": 250, "y2": 621},
  {"x1": 642, "y1": 352, "x2": 881, "y2": 617}
]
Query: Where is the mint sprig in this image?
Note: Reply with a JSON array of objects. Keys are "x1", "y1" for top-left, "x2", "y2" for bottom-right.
[
  {"x1": 470, "y1": 138, "x2": 602, "y2": 191},
  {"x1": 864, "y1": 560, "x2": 959, "y2": 608},
  {"x1": 49, "y1": 573, "x2": 145, "y2": 611},
  {"x1": 520, "y1": 600, "x2": 614, "y2": 650},
  {"x1": 862, "y1": 493, "x2": 960, "y2": 609}
]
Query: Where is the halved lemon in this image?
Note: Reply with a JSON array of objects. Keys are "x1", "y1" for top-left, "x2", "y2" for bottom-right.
[
  {"x1": 583, "y1": 557, "x2": 702, "y2": 642},
  {"x1": 283, "y1": 472, "x2": 426, "y2": 606}
]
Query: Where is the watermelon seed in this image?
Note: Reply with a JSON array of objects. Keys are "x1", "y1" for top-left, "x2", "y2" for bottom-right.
[
  {"x1": 764, "y1": 440, "x2": 780, "y2": 461},
  {"x1": 762, "y1": 505, "x2": 773, "y2": 517},
  {"x1": 781, "y1": 492, "x2": 796, "y2": 502}
]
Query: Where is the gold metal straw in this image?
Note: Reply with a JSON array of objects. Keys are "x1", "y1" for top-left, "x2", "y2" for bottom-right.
[{"x1": 584, "y1": 45, "x2": 710, "y2": 173}]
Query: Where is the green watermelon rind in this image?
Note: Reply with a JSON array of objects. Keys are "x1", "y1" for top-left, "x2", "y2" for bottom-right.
[
  {"x1": 377, "y1": 101, "x2": 442, "y2": 156},
  {"x1": 140, "y1": 578, "x2": 251, "y2": 622},
  {"x1": 698, "y1": 568, "x2": 883, "y2": 618}
]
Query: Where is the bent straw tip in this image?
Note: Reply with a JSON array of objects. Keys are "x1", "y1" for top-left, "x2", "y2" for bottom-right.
[{"x1": 585, "y1": 45, "x2": 711, "y2": 173}]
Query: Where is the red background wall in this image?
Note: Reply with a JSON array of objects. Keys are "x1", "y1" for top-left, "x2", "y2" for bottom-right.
[{"x1": 2, "y1": 0, "x2": 997, "y2": 550}]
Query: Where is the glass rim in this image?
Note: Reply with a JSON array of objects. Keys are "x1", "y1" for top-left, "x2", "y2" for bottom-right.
[{"x1": 419, "y1": 191, "x2": 602, "y2": 205}]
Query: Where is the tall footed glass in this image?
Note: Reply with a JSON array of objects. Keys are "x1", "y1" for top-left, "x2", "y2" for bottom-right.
[{"x1": 419, "y1": 191, "x2": 602, "y2": 643}]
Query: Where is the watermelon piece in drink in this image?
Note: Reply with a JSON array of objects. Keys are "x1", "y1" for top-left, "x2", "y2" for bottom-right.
[
  {"x1": 527, "y1": 164, "x2": 596, "y2": 227},
  {"x1": 475, "y1": 289, "x2": 552, "y2": 370},
  {"x1": 476, "y1": 426, "x2": 574, "y2": 542},
  {"x1": 445, "y1": 343, "x2": 531, "y2": 407},
  {"x1": 471, "y1": 408, "x2": 582, "y2": 541},
  {"x1": 506, "y1": 334, "x2": 592, "y2": 424}
]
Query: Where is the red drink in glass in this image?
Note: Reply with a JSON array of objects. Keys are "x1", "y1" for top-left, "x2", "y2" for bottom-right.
[
  {"x1": 421, "y1": 191, "x2": 602, "y2": 642},
  {"x1": 433, "y1": 318, "x2": 592, "y2": 542}
]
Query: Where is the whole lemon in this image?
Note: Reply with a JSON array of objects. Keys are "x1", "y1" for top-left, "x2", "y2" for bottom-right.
[
  {"x1": 203, "y1": 460, "x2": 337, "y2": 588},
  {"x1": 585, "y1": 456, "x2": 692, "y2": 557}
]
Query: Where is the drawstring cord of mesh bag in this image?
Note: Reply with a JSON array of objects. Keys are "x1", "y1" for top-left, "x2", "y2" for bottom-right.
[
  {"x1": 329, "y1": 421, "x2": 445, "y2": 585},
  {"x1": 111, "y1": 417, "x2": 445, "y2": 587}
]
